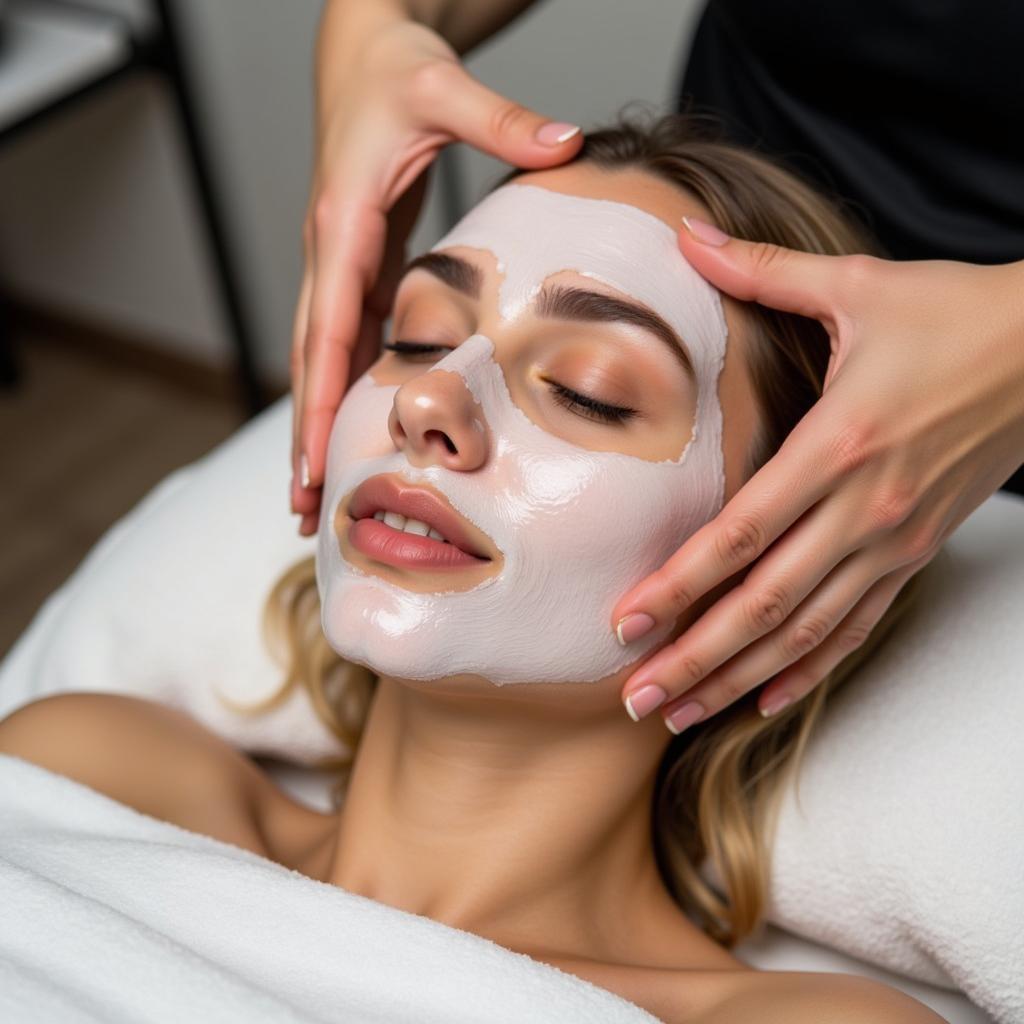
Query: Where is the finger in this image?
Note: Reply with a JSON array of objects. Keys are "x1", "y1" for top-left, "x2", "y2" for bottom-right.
[
  {"x1": 619, "y1": 487, "x2": 881, "y2": 704},
  {"x1": 649, "y1": 544, "x2": 886, "y2": 728},
  {"x1": 756, "y1": 558, "x2": 928, "y2": 717},
  {"x1": 300, "y1": 200, "x2": 388, "y2": 488},
  {"x1": 298, "y1": 511, "x2": 319, "y2": 536},
  {"x1": 292, "y1": 309, "x2": 382, "y2": 530},
  {"x1": 292, "y1": 471, "x2": 320, "y2": 517},
  {"x1": 418, "y1": 60, "x2": 583, "y2": 169},
  {"x1": 677, "y1": 218, "x2": 878, "y2": 326},
  {"x1": 289, "y1": 269, "x2": 314, "y2": 512},
  {"x1": 611, "y1": 399, "x2": 864, "y2": 640}
]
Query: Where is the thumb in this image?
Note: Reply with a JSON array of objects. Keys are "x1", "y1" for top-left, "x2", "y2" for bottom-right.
[
  {"x1": 677, "y1": 216, "x2": 870, "y2": 322},
  {"x1": 427, "y1": 61, "x2": 583, "y2": 169}
]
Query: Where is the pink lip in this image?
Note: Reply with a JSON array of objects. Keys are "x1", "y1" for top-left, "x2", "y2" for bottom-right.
[
  {"x1": 341, "y1": 473, "x2": 495, "y2": 571},
  {"x1": 346, "y1": 517, "x2": 487, "y2": 569}
]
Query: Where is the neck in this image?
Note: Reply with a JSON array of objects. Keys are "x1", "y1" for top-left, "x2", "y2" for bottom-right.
[{"x1": 318, "y1": 673, "x2": 714, "y2": 965}]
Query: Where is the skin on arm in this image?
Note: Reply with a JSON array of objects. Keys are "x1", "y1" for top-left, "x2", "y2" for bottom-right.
[
  {"x1": 614, "y1": 219, "x2": 1024, "y2": 733},
  {"x1": 292, "y1": 0, "x2": 583, "y2": 533},
  {"x1": 0, "y1": 693, "x2": 258, "y2": 831}
]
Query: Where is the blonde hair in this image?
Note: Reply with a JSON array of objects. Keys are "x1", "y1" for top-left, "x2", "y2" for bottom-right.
[{"x1": 227, "y1": 108, "x2": 931, "y2": 948}]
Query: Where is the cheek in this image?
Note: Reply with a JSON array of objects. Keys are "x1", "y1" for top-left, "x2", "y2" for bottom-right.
[
  {"x1": 324, "y1": 372, "x2": 399, "y2": 476},
  {"x1": 717, "y1": 315, "x2": 760, "y2": 502}
]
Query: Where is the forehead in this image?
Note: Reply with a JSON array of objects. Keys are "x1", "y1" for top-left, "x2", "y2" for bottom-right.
[{"x1": 430, "y1": 184, "x2": 727, "y2": 373}]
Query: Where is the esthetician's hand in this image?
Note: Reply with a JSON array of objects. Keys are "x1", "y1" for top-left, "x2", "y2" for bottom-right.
[
  {"x1": 615, "y1": 225, "x2": 1024, "y2": 732},
  {"x1": 290, "y1": 0, "x2": 582, "y2": 534}
]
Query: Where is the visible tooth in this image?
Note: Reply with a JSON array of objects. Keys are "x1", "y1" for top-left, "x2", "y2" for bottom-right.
[
  {"x1": 383, "y1": 511, "x2": 407, "y2": 530},
  {"x1": 427, "y1": 527, "x2": 445, "y2": 542},
  {"x1": 402, "y1": 518, "x2": 430, "y2": 537},
  {"x1": 373, "y1": 510, "x2": 386, "y2": 521}
]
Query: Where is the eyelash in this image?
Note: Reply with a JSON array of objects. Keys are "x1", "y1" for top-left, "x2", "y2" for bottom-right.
[{"x1": 382, "y1": 341, "x2": 638, "y2": 425}]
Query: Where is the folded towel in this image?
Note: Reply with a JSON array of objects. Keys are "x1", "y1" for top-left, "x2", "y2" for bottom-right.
[{"x1": 0, "y1": 753, "x2": 659, "y2": 1024}]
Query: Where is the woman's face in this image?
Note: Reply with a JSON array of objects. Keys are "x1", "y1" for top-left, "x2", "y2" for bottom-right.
[{"x1": 315, "y1": 163, "x2": 758, "y2": 694}]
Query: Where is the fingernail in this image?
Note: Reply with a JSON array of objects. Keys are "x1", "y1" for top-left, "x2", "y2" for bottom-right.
[
  {"x1": 300, "y1": 453, "x2": 311, "y2": 489},
  {"x1": 681, "y1": 216, "x2": 729, "y2": 246},
  {"x1": 536, "y1": 121, "x2": 581, "y2": 146},
  {"x1": 624, "y1": 684, "x2": 668, "y2": 722},
  {"x1": 615, "y1": 612, "x2": 656, "y2": 646},
  {"x1": 760, "y1": 695, "x2": 793, "y2": 718},
  {"x1": 665, "y1": 701, "x2": 704, "y2": 735}
]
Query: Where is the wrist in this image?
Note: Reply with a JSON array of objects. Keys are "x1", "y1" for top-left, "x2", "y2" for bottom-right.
[{"x1": 323, "y1": 0, "x2": 445, "y2": 33}]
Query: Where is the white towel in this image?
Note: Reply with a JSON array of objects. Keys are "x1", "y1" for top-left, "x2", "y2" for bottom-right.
[
  {"x1": 703, "y1": 493, "x2": 1024, "y2": 1024},
  {"x1": 0, "y1": 753, "x2": 660, "y2": 1024}
]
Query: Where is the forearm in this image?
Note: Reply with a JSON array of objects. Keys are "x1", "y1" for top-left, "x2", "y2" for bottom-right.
[{"x1": 323, "y1": 0, "x2": 540, "y2": 56}]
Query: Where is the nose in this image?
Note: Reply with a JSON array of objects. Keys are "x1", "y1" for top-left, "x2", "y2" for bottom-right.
[{"x1": 387, "y1": 365, "x2": 490, "y2": 471}]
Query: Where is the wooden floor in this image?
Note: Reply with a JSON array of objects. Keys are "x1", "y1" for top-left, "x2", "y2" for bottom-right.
[{"x1": 0, "y1": 325, "x2": 249, "y2": 658}]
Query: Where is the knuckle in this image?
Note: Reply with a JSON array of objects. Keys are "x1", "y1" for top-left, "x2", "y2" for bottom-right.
[
  {"x1": 837, "y1": 253, "x2": 879, "y2": 296},
  {"x1": 746, "y1": 583, "x2": 791, "y2": 634},
  {"x1": 899, "y1": 523, "x2": 939, "y2": 564},
  {"x1": 866, "y1": 482, "x2": 916, "y2": 532},
  {"x1": 408, "y1": 58, "x2": 458, "y2": 109},
  {"x1": 674, "y1": 655, "x2": 706, "y2": 687},
  {"x1": 303, "y1": 316, "x2": 328, "y2": 352},
  {"x1": 312, "y1": 193, "x2": 336, "y2": 235},
  {"x1": 716, "y1": 676, "x2": 748, "y2": 708},
  {"x1": 834, "y1": 621, "x2": 872, "y2": 653},
  {"x1": 304, "y1": 312, "x2": 344, "y2": 353},
  {"x1": 748, "y1": 240, "x2": 790, "y2": 278},
  {"x1": 786, "y1": 613, "x2": 832, "y2": 659},
  {"x1": 716, "y1": 513, "x2": 768, "y2": 569},
  {"x1": 826, "y1": 419, "x2": 874, "y2": 477},
  {"x1": 656, "y1": 569, "x2": 698, "y2": 612},
  {"x1": 488, "y1": 98, "x2": 531, "y2": 141}
]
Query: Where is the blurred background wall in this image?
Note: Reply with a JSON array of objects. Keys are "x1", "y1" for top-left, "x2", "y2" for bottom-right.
[{"x1": 0, "y1": 0, "x2": 706, "y2": 391}]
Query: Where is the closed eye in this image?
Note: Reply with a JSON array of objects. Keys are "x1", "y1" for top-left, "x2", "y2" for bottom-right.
[
  {"x1": 381, "y1": 340, "x2": 638, "y2": 425},
  {"x1": 545, "y1": 380, "x2": 637, "y2": 424}
]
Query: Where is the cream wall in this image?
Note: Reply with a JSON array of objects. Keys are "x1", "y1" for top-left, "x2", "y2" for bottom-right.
[{"x1": 0, "y1": 0, "x2": 704, "y2": 385}]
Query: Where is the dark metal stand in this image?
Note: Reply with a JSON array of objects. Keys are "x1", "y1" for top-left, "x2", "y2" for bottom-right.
[{"x1": 0, "y1": 0, "x2": 268, "y2": 415}]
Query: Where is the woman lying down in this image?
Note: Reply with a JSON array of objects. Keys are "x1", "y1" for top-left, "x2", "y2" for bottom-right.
[{"x1": 0, "y1": 112, "x2": 944, "y2": 1024}]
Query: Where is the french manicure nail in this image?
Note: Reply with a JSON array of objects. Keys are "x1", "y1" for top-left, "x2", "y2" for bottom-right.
[
  {"x1": 615, "y1": 612, "x2": 656, "y2": 646},
  {"x1": 536, "y1": 121, "x2": 581, "y2": 146},
  {"x1": 300, "y1": 453, "x2": 311, "y2": 489},
  {"x1": 681, "y1": 216, "x2": 730, "y2": 246},
  {"x1": 624, "y1": 684, "x2": 668, "y2": 722},
  {"x1": 760, "y1": 695, "x2": 793, "y2": 718},
  {"x1": 665, "y1": 701, "x2": 704, "y2": 735}
]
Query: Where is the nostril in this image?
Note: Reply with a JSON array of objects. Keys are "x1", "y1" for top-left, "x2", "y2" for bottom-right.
[{"x1": 425, "y1": 429, "x2": 458, "y2": 455}]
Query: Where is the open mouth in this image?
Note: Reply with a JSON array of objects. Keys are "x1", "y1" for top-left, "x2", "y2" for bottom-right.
[{"x1": 339, "y1": 474, "x2": 497, "y2": 571}]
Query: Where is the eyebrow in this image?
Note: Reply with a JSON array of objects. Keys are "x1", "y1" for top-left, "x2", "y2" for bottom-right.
[{"x1": 400, "y1": 251, "x2": 694, "y2": 380}]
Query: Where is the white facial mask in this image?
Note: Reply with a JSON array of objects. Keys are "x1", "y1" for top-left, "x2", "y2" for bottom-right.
[{"x1": 316, "y1": 183, "x2": 728, "y2": 685}]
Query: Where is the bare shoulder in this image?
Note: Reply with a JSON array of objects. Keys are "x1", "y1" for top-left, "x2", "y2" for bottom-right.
[
  {"x1": 700, "y1": 970, "x2": 950, "y2": 1024},
  {"x1": 0, "y1": 692, "x2": 264, "y2": 842}
]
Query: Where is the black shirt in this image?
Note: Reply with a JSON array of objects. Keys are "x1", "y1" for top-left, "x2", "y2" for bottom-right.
[
  {"x1": 678, "y1": 0, "x2": 1024, "y2": 265},
  {"x1": 678, "y1": 0, "x2": 1024, "y2": 494}
]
